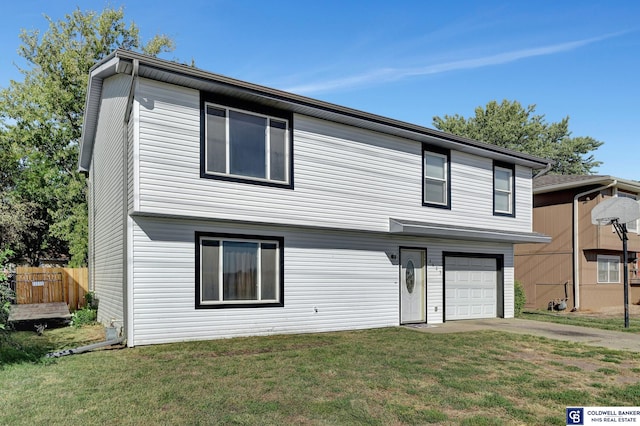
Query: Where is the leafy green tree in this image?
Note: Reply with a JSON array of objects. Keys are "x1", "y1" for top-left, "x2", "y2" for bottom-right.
[
  {"x1": 0, "y1": 193, "x2": 45, "y2": 265},
  {"x1": 0, "y1": 7, "x2": 174, "y2": 266},
  {"x1": 433, "y1": 100, "x2": 603, "y2": 175},
  {"x1": 0, "y1": 249, "x2": 15, "y2": 332}
]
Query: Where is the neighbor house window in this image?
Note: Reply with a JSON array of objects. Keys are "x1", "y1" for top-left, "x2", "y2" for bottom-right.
[
  {"x1": 597, "y1": 255, "x2": 620, "y2": 284},
  {"x1": 196, "y1": 233, "x2": 284, "y2": 308},
  {"x1": 423, "y1": 147, "x2": 450, "y2": 208},
  {"x1": 618, "y1": 192, "x2": 639, "y2": 233},
  {"x1": 494, "y1": 163, "x2": 515, "y2": 216},
  {"x1": 203, "y1": 101, "x2": 291, "y2": 186}
]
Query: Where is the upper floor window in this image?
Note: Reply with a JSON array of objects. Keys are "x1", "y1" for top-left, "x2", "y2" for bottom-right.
[
  {"x1": 493, "y1": 163, "x2": 515, "y2": 216},
  {"x1": 196, "y1": 232, "x2": 284, "y2": 308},
  {"x1": 618, "y1": 192, "x2": 639, "y2": 233},
  {"x1": 203, "y1": 101, "x2": 292, "y2": 187},
  {"x1": 423, "y1": 147, "x2": 450, "y2": 208},
  {"x1": 597, "y1": 255, "x2": 620, "y2": 284}
]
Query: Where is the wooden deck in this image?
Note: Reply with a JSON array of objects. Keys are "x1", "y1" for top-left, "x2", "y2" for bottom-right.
[{"x1": 8, "y1": 302, "x2": 72, "y2": 322}]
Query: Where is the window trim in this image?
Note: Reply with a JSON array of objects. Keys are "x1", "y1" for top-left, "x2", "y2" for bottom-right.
[
  {"x1": 597, "y1": 254, "x2": 621, "y2": 284},
  {"x1": 493, "y1": 162, "x2": 515, "y2": 217},
  {"x1": 195, "y1": 232, "x2": 285, "y2": 309},
  {"x1": 422, "y1": 145, "x2": 451, "y2": 209},
  {"x1": 200, "y1": 93, "x2": 294, "y2": 189}
]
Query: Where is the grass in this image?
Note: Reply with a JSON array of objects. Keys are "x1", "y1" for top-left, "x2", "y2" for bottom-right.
[
  {"x1": 1, "y1": 325, "x2": 640, "y2": 425},
  {"x1": 522, "y1": 309, "x2": 640, "y2": 332}
]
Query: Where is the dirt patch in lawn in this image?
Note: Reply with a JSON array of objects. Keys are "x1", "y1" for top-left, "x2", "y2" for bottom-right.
[{"x1": 504, "y1": 344, "x2": 640, "y2": 387}]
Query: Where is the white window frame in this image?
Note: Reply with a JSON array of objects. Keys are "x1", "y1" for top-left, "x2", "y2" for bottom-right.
[
  {"x1": 617, "y1": 191, "x2": 639, "y2": 233},
  {"x1": 204, "y1": 102, "x2": 290, "y2": 185},
  {"x1": 494, "y1": 165, "x2": 514, "y2": 215},
  {"x1": 197, "y1": 234, "x2": 282, "y2": 307},
  {"x1": 423, "y1": 150, "x2": 449, "y2": 207},
  {"x1": 597, "y1": 255, "x2": 620, "y2": 284}
]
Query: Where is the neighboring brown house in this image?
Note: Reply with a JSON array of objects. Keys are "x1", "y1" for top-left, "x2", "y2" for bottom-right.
[{"x1": 515, "y1": 175, "x2": 640, "y2": 311}]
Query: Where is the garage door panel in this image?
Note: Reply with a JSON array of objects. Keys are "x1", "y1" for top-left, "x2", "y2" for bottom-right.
[{"x1": 446, "y1": 256, "x2": 497, "y2": 321}]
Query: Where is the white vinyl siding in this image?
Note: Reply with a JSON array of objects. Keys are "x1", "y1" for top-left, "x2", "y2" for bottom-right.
[
  {"x1": 128, "y1": 216, "x2": 515, "y2": 346},
  {"x1": 597, "y1": 255, "x2": 620, "y2": 283},
  {"x1": 127, "y1": 111, "x2": 135, "y2": 213},
  {"x1": 134, "y1": 78, "x2": 533, "y2": 235},
  {"x1": 91, "y1": 73, "x2": 131, "y2": 325}
]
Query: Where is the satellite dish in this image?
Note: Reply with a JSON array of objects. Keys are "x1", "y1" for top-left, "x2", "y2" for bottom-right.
[{"x1": 591, "y1": 197, "x2": 640, "y2": 226}]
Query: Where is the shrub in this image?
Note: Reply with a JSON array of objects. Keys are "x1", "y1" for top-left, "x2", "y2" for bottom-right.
[
  {"x1": 514, "y1": 280, "x2": 526, "y2": 317},
  {"x1": 0, "y1": 249, "x2": 15, "y2": 333},
  {"x1": 71, "y1": 307, "x2": 97, "y2": 328},
  {"x1": 0, "y1": 284, "x2": 15, "y2": 332},
  {"x1": 84, "y1": 291, "x2": 97, "y2": 309}
]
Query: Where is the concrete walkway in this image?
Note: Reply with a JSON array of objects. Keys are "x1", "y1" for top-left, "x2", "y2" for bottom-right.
[{"x1": 406, "y1": 318, "x2": 640, "y2": 352}]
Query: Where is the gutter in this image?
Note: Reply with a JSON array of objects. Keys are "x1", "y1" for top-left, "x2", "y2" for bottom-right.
[{"x1": 573, "y1": 179, "x2": 617, "y2": 310}]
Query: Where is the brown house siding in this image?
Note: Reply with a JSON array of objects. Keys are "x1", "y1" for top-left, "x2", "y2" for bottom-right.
[
  {"x1": 516, "y1": 187, "x2": 640, "y2": 311},
  {"x1": 515, "y1": 198, "x2": 573, "y2": 309}
]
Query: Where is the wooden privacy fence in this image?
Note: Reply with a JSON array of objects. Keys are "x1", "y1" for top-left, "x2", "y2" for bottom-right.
[{"x1": 15, "y1": 267, "x2": 89, "y2": 310}]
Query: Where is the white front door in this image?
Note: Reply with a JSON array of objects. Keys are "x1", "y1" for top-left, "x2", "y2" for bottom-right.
[
  {"x1": 400, "y1": 249, "x2": 425, "y2": 324},
  {"x1": 445, "y1": 256, "x2": 497, "y2": 320}
]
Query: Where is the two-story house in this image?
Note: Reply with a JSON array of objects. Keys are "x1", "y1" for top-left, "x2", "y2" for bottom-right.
[
  {"x1": 79, "y1": 50, "x2": 551, "y2": 346},
  {"x1": 515, "y1": 175, "x2": 640, "y2": 311}
]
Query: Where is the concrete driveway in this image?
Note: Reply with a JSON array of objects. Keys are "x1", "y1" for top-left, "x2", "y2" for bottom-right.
[{"x1": 406, "y1": 318, "x2": 640, "y2": 352}]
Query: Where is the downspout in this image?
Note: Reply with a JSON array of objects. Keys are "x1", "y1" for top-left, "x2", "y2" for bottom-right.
[
  {"x1": 533, "y1": 162, "x2": 553, "y2": 180},
  {"x1": 573, "y1": 180, "x2": 617, "y2": 310},
  {"x1": 121, "y1": 58, "x2": 139, "y2": 344}
]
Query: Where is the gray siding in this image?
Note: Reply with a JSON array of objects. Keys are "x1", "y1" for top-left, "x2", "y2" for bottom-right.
[
  {"x1": 134, "y1": 78, "x2": 533, "y2": 235},
  {"x1": 91, "y1": 73, "x2": 131, "y2": 325},
  {"x1": 129, "y1": 216, "x2": 514, "y2": 346}
]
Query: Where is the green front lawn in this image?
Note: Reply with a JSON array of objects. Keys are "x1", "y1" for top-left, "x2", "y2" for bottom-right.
[
  {"x1": 523, "y1": 310, "x2": 640, "y2": 333},
  {"x1": 1, "y1": 325, "x2": 640, "y2": 425}
]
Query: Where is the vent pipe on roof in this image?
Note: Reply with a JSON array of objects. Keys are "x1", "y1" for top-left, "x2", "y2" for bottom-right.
[{"x1": 572, "y1": 179, "x2": 617, "y2": 310}]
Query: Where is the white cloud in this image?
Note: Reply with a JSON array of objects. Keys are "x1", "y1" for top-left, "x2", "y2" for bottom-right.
[{"x1": 284, "y1": 32, "x2": 623, "y2": 95}]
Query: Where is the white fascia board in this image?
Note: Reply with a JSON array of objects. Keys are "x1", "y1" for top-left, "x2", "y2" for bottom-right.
[{"x1": 78, "y1": 56, "x2": 127, "y2": 172}]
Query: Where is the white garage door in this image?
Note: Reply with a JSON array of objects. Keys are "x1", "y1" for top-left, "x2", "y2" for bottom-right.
[{"x1": 445, "y1": 256, "x2": 497, "y2": 320}]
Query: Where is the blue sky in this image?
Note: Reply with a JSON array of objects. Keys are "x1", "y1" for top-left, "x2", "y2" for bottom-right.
[{"x1": 1, "y1": 1, "x2": 638, "y2": 178}]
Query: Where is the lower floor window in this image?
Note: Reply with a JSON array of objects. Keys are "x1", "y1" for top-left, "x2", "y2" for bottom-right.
[
  {"x1": 597, "y1": 255, "x2": 620, "y2": 283},
  {"x1": 197, "y1": 233, "x2": 284, "y2": 307}
]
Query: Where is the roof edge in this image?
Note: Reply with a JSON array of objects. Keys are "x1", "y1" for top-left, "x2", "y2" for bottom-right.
[
  {"x1": 79, "y1": 49, "x2": 551, "y2": 171},
  {"x1": 389, "y1": 218, "x2": 552, "y2": 244},
  {"x1": 534, "y1": 176, "x2": 640, "y2": 194}
]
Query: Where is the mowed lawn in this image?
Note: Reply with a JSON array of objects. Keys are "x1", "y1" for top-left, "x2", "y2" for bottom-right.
[{"x1": 2, "y1": 325, "x2": 640, "y2": 425}]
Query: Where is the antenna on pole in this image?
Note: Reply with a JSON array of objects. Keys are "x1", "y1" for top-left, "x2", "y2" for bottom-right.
[{"x1": 592, "y1": 197, "x2": 640, "y2": 328}]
